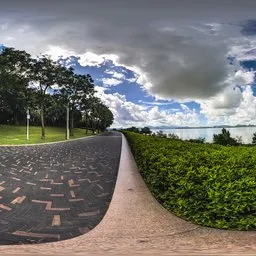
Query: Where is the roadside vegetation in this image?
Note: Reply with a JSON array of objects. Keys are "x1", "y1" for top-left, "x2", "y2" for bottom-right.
[
  {"x1": 123, "y1": 130, "x2": 256, "y2": 230},
  {"x1": 0, "y1": 46, "x2": 114, "y2": 143},
  {"x1": 124, "y1": 126, "x2": 256, "y2": 145}
]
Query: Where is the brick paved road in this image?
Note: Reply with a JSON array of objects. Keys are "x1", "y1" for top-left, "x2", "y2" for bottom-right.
[{"x1": 0, "y1": 132, "x2": 122, "y2": 244}]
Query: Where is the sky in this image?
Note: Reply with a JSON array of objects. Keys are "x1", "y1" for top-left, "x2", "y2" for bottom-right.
[{"x1": 1, "y1": 0, "x2": 256, "y2": 128}]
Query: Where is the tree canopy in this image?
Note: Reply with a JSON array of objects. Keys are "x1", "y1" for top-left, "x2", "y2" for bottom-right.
[
  {"x1": 213, "y1": 128, "x2": 239, "y2": 146},
  {"x1": 0, "y1": 46, "x2": 114, "y2": 138}
]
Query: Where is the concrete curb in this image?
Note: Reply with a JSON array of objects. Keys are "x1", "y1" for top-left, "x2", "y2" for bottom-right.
[{"x1": 0, "y1": 134, "x2": 256, "y2": 255}]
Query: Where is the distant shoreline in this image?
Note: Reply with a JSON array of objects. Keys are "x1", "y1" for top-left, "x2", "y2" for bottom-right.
[
  {"x1": 113, "y1": 125, "x2": 256, "y2": 131},
  {"x1": 150, "y1": 125, "x2": 256, "y2": 130},
  {"x1": 173, "y1": 125, "x2": 256, "y2": 130}
]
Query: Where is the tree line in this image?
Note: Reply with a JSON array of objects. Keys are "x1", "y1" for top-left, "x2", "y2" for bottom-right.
[
  {"x1": 122, "y1": 126, "x2": 256, "y2": 146},
  {"x1": 0, "y1": 47, "x2": 114, "y2": 139}
]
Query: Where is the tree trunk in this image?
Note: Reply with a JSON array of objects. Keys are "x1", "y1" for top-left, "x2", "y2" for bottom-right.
[
  {"x1": 40, "y1": 106, "x2": 45, "y2": 140},
  {"x1": 40, "y1": 84, "x2": 46, "y2": 140},
  {"x1": 85, "y1": 116, "x2": 88, "y2": 134},
  {"x1": 66, "y1": 104, "x2": 69, "y2": 140},
  {"x1": 92, "y1": 119, "x2": 96, "y2": 134},
  {"x1": 13, "y1": 105, "x2": 19, "y2": 125},
  {"x1": 70, "y1": 111, "x2": 74, "y2": 137},
  {"x1": 97, "y1": 120, "x2": 100, "y2": 133},
  {"x1": 13, "y1": 112, "x2": 18, "y2": 126}
]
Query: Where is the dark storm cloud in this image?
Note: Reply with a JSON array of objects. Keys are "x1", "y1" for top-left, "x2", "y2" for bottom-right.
[{"x1": 0, "y1": 0, "x2": 256, "y2": 100}]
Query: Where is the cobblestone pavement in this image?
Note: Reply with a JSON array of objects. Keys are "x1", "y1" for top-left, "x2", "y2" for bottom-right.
[{"x1": 0, "y1": 132, "x2": 122, "y2": 245}]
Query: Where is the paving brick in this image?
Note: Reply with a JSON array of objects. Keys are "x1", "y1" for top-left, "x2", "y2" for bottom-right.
[{"x1": 0, "y1": 132, "x2": 121, "y2": 244}]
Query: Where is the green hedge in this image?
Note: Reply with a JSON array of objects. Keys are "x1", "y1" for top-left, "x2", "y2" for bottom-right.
[{"x1": 123, "y1": 131, "x2": 256, "y2": 230}]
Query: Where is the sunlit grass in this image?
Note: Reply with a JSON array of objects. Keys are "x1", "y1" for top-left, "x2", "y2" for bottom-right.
[{"x1": 0, "y1": 125, "x2": 95, "y2": 145}]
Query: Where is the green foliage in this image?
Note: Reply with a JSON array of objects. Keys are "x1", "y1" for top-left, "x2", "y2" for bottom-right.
[
  {"x1": 0, "y1": 47, "x2": 33, "y2": 125},
  {"x1": 125, "y1": 126, "x2": 140, "y2": 133},
  {"x1": 123, "y1": 131, "x2": 256, "y2": 230},
  {"x1": 188, "y1": 137, "x2": 205, "y2": 143},
  {"x1": 213, "y1": 128, "x2": 238, "y2": 146},
  {"x1": 252, "y1": 132, "x2": 256, "y2": 144},
  {"x1": 141, "y1": 127, "x2": 152, "y2": 135},
  {"x1": 156, "y1": 130, "x2": 167, "y2": 138},
  {"x1": 0, "y1": 46, "x2": 114, "y2": 139},
  {"x1": 168, "y1": 133, "x2": 180, "y2": 140}
]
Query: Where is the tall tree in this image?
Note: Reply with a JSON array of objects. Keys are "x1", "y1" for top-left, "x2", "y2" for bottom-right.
[
  {"x1": 0, "y1": 46, "x2": 107, "y2": 135},
  {"x1": 58, "y1": 70, "x2": 95, "y2": 136},
  {"x1": 29, "y1": 55, "x2": 60, "y2": 139},
  {"x1": 88, "y1": 99, "x2": 113, "y2": 133},
  {"x1": 0, "y1": 47, "x2": 32, "y2": 124},
  {"x1": 97, "y1": 103, "x2": 114, "y2": 132},
  {"x1": 69, "y1": 74, "x2": 95, "y2": 136}
]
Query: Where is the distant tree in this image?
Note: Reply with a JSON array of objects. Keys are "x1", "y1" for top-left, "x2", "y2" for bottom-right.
[
  {"x1": 141, "y1": 127, "x2": 152, "y2": 135},
  {"x1": 87, "y1": 97, "x2": 102, "y2": 134},
  {"x1": 99, "y1": 104, "x2": 114, "y2": 131},
  {"x1": 213, "y1": 128, "x2": 238, "y2": 146},
  {"x1": 92, "y1": 101, "x2": 114, "y2": 133},
  {"x1": 126, "y1": 126, "x2": 140, "y2": 133},
  {"x1": 188, "y1": 137, "x2": 205, "y2": 143},
  {"x1": 252, "y1": 133, "x2": 256, "y2": 144},
  {"x1": 156, "y1": 130, "x2": 167, "y2": 138},
  {"x1": 235, "y1": 136, "x2": 243, "y2": 145},
  {"x1": 168, "y1": 133, "x2": 180, "y2": 140}
]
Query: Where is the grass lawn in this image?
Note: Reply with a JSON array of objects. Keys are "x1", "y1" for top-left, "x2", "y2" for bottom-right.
[{"x1": 0, "y1": 125, "x2": 95, "y2": 145}]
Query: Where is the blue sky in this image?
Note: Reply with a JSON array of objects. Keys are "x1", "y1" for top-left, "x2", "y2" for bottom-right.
[
  {"x1": 58, "y1": 55, "x2": 205, "y2": 126},
  {"x1": 1, "y1": 1, "x2": 256, "y2": 128},
  {"x1": 55, "y1": 49, "x2": 256, "y2": 127}
]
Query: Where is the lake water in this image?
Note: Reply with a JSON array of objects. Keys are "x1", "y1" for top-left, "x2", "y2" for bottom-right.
[{"x1": 151, "y1": 127, "x2": 256, "y2": 144}]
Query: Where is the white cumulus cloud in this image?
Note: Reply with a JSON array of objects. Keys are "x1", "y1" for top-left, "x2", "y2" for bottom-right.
[{"x1": 95, "y1": 86, "x2": 200, "y2": 128}]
